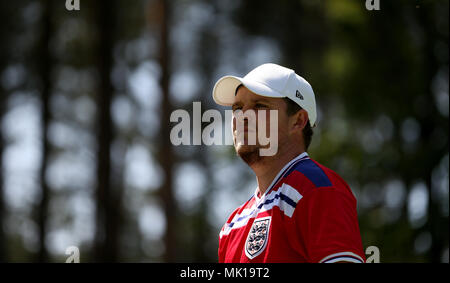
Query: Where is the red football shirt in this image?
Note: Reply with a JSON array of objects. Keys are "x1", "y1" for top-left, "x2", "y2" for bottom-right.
[{"x1": 218, "y1": 152, "x2": 365, "y2": 263}]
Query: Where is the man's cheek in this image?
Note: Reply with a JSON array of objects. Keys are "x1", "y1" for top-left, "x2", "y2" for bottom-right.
[{"x1": 258, "y1": 110, "x2": 279, "y2": 156}]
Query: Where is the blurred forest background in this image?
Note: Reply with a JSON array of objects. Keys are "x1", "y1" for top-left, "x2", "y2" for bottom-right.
[{"x1": 0, "y1": 0, "x2": 448, "y2": 263}]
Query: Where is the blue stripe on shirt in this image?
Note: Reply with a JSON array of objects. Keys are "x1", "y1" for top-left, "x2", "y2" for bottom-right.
[{"x1": 286, "y1": 159, "x2": 332, "y2": 188}]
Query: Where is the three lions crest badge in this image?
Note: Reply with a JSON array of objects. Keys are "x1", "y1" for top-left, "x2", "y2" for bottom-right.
[{"x1": 245, "y1": 216, "x2": 271, "y2": 259}]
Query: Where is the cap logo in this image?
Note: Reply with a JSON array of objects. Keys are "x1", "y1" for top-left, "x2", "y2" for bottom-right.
[{"x1": 296, "y1": 90, "x2": 304, "y2": 100}]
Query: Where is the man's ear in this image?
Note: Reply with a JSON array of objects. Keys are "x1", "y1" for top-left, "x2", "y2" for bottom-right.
[{"x1": 290, "y1": 109, "x2": 308, "y2": 133}]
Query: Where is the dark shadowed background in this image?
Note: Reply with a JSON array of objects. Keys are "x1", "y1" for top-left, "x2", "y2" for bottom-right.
[{"x1": 0, "y1": 0, "x2": 448, "y2": 262}]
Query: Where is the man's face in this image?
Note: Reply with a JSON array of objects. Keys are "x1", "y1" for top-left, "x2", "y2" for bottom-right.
[{"x1": 231, "y1": 86, "x2": 290, "y2": 164}]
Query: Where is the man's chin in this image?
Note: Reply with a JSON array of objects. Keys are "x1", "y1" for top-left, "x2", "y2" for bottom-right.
[{"x1": 235, "y1": 144, "x2": 262, "y2": 166}]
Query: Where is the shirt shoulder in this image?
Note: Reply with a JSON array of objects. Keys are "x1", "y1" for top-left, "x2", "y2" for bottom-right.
[{"x1": 282, "y1": 157, "x2": 355, "y2": 200}]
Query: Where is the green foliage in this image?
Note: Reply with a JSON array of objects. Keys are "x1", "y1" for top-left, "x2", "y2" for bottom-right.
[{"x1": 0, "y1": 0, "x2": 447, "y2": 263}]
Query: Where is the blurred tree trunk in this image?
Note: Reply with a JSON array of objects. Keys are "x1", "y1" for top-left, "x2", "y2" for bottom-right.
[
  {"x1": 36, "y1": 0, "x2": 53, "y2": 263},
  {"x1": 193, "y1": 20, "x2": 219, "y2": 262},
  {"x1": 417, "y1": 5, "x2": 448, "y2": 263},
  {"x1": 93, "y1": 0, "x2": 120, "y2": 262},
  {"x1": 0, "y1": 87, "x2": 5, "y2": 262},
  {"x1": 0, "y1": 1, "x2": 7, "y2": 261},
  {"x1": 153, "y1": 0, "x2": 177, "y2": 262}
]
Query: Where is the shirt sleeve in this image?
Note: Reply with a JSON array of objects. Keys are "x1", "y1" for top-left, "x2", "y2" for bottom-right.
[{"x1": 294, "y1": 187, "x2": 366, "y2": 263}]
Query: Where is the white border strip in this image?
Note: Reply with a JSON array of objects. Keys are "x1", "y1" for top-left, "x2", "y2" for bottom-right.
[
  {"x1": 323, "y1": 257, "x2": 363, "y2": 263},
  {"x1": 319, "y1": 252, "x2": 364, "y2": 263},
  {"x1": 259, "y1": 183, "x2": 303, "y2": 217}
]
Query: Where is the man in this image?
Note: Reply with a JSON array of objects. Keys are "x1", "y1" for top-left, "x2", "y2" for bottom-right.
[{"x1": 212, "y1": 63, "x2": 365, "y2": 263}]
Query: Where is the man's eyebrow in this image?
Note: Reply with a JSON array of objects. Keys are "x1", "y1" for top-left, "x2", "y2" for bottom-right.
[
  {"x1": 232, "y1": 102, "x2": 242, "y2": 108},
  {"x1": 252, "y1": 98, "x2": 272, "y2": 104}
]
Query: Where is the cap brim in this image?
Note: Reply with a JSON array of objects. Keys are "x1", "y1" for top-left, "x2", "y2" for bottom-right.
[{"x1": 212, "y1": 76, "x2": 285, "y2": 106}]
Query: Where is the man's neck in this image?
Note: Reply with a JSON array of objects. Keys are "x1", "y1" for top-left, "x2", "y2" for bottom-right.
[{"x1": 251, "y1": 147, "x2": 305, "y2": 197}]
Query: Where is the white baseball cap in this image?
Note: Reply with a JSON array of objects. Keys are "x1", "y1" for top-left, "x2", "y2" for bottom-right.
[{"x1": 212, "y1": 63, "x2": 317, "y2": 127}]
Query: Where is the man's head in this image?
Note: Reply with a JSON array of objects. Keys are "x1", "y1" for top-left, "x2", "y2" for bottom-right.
[
  {"x1": 231, "y1": 85, "x2": 312, "y2": 165},
  {"x1": 212, "y1": 63, "x2": 317, "y2": 164}
]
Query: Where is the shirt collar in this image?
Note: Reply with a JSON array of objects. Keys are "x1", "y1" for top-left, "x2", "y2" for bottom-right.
[{"x1": 254, "y1": 152, "x2": 309, "y2": 202}]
